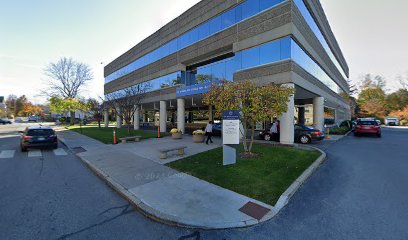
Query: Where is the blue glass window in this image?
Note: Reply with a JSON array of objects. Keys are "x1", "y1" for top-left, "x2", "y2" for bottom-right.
[
  {"x1": 260, "y1": 0, "x2": 283, "y2": 11},
  {"x1": 293, "y1": 0, "x2": 348, "y2": 79},
  {"x1": 221, "y1": 8, "x2": 236, "y2": 29},
  {"x1": 209, "y1": 15, "x2": 222, "y2": 35},
  {"x1": 280, "y1": 37, "x2": 291, "y2": 59},
  {"x1": 105, "y1": 0, "x2": 285, "y2": 84},
  {"x1": 241, "y1": 0, "x2": 260, "y2": 20},
  {"x1": 241, "y1": 47, "x2": 260, "y2": 69},
  {"x1": 259, "y1": 40, "x2": 280, "y2": 64}
]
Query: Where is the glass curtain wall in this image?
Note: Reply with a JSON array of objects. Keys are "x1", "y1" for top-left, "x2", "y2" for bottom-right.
[{"x1": 105, "y1": 0, "x2": 285, "y2": 83}]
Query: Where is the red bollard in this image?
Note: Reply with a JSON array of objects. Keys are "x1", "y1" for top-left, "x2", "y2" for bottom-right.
[
  {"x1": 158, "y1": 126, "x2": 161, "y2": 138},
  {"x1": 113, "y1": 129, "x2": 117, "y2": 144}
]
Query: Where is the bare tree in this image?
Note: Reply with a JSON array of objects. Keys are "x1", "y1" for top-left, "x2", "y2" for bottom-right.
[
  {"x1": 85, "y1": 98, "x2": 104, "y2": 128},
  {"x1": 43, "y1": 57, "x2": 93, "y2": 124},
  {"x1": 397, "y1": 72, "x2": 408, "y2": 90},
  {"x1": 104, "y1": 83, "x2": 151, "y2": 133}
]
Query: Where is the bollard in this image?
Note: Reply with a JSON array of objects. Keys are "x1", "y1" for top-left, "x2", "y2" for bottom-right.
[
  {"x1": 158, "y1": 126, "x2": 161, "y2": 138},
  {"x1": 113, "y1": 129, "x2": 117, "y2": 144}
]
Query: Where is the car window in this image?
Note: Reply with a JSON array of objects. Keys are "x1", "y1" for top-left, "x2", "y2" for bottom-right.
[
  {"x1": 358, "y1": 121, "x2": 377, "y2": 126},
  {"x1": 27, "y1": 129, "x2": 55, "y2": 136}
]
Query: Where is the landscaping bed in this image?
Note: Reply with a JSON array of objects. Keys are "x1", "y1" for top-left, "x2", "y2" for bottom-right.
[
  {"x1": 167, "y1": 143, "x2": 321, "y2": 206},
  {"x1": 66, "y1": 126, "x2": 159, "y2": 144}
]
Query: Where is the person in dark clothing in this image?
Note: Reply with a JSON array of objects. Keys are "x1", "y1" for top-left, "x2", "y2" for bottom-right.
[
  {"x1": 276, "y1": 120, "x2": 281, "y2": 142},
  {"x1": 205, "y1": 121, "x2": 213, "y2": 144}
]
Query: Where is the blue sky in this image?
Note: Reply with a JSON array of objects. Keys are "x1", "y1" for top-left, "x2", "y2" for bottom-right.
[{"x1": 1, "y1": 0, "x2": 407, "y2": 103}]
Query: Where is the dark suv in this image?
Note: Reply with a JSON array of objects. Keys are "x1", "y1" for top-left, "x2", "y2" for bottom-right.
[
  {"x1": 20, "y1": 126, "x2": 58, "y2": 152},
  {"x1": 0, "y1": 118, "x2": 12, "y2": 125}
]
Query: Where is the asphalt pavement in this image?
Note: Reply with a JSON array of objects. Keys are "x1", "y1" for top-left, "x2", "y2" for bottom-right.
[{"x1": 1, "y1": 124, "x2": 407, "y2": 240}]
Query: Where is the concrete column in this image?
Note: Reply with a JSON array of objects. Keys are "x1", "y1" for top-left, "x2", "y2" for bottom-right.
[
  {"x1": 298, "y1": 107, "x2": 305, "y2": 125},
  {"x1": 160, "y1": 101, "x2": 167, "y2": 132},
  {"x1": 104, "y1": 110, "x2": 109, "y2": 128},
  {"x1": 313, "y1": 97, "x2": 325, "y2": 131},
  {"x1": 116, "y1": 108, "x2": 122, "y2": 128},
  {"x1": 177, "y1": 98, "x2": 185, "y2": 134},
  {"x1": 134, "y1": 105, "x2": 140, "y2": 130},
  {"x1": 280, "y1": 83, "x2": 295, "y2": 145},
  {"x1": 209, "y1": 105, "x2": 213, "y2": 121}
]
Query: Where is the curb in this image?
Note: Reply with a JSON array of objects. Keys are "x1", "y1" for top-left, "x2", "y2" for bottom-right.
[
  {"x1": 273, "y1": 145, "x2": 327, "y2": 213},
  {"x1": 58, "y1": 134, "x2": 327, "y2": 229}
]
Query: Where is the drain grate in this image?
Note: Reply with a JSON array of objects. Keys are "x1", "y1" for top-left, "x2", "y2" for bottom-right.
[
  {"x1": 239, "y1": 201, "x2": 271, "y2": 220},
  {"x1": 71, "y1": 147, "x2": 87, "y2": 153}
]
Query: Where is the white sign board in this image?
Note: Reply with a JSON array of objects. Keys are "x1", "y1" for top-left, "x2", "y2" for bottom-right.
[{"x1": 223, "y1": 120, "x2": 240, "y2": 145}]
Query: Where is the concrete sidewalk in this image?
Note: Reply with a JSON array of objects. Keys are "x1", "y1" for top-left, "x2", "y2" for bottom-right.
[{"x1": 54, "y1": 128, "x2": 277, "y2": 229}]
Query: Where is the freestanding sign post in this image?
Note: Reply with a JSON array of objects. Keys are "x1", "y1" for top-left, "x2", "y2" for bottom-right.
[{"x1": 222, "y1": 110, "x2": 240, "y2": 166}]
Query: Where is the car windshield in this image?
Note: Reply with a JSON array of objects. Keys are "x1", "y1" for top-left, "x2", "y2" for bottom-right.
[
  {"x1": 358, "y1": 121, "x2": 377, "y2": 126},
  {"x1": 27, "y1": 129, "x2": 54, "y2": 136}
]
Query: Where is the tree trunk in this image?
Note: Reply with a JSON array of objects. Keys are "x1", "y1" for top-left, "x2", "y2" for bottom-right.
[
  {"x1": 98, "y1": 120, "x2": 101, "y2": 129},
  {"x1": 70, "y1": 111, "x2": 75, "y2": 125},
  {"x1": 242, "y1": 121, "x2": 248, "y2": 152},
  {"x1": 248, "y1": 121, "x2": 255, "y2": 153}
]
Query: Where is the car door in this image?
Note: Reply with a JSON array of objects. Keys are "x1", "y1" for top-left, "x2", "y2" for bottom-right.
[{"x1": 294, "y1": 125, "x2": 303, "y2": 141}]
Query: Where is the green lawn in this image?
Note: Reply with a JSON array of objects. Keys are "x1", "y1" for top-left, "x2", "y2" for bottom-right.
[
  {"x1": 167, "y1": 144, "x2": 321, "y2": 206},
  {"x1": 66, "y1": 125, "x2": 160, "y2": 144}
]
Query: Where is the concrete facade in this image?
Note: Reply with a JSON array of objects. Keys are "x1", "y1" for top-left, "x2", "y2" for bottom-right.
[{"x1": 104, "y1": 0, "x2": 351, "y2": 144}]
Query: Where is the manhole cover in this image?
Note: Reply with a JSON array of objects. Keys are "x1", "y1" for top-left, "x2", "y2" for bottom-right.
[
  {"x1": 239, "y1": 201, "x2": 271, "y2": 220},
  {"x1": 72, "y1": 147, "x2": 87, "y2": 153}
]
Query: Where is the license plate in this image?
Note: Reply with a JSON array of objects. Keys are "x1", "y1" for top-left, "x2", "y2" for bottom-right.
[{"x1": 38, "y1": 137, "x2": 45, "y2": 141}]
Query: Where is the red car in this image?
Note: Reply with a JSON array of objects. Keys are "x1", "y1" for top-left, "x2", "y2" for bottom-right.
[{"x1": 354, "y1": 120, "x2": 381, "y2": 138}]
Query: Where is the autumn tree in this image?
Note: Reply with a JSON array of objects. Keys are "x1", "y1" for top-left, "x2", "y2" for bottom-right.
[
  {"x1": 358, "y1": 87, "x2": 386, "y2": 118},
  {"x1": 203, "y1": 80, "x2": 294, "y2": 154},
  {"x1": 5, "y1": 95, "x2": 17, "y2": 117},
  {"x1": 20, "y1": 103, "x2": 43, "y2": 116},
  {"x1": 385, "y1": 88, "x2": 408, "y2": 112},
  {"x1": 49, "y1": 96, "x2": 88, "y2": 124},
  {"x1": 43, "y1": 57, "x2": 93, "y2": 124}
]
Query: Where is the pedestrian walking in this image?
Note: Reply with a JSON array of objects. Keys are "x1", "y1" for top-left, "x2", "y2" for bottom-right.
[
  {"x1": 205, "y1": 121, "x2": 213, "y2": 144},
  {"x1": 276, "y1": 120, "x2": 281, "y2": 142},
  {"x1": 270, "y1": 120, "x2": 278, "y2": 141}
]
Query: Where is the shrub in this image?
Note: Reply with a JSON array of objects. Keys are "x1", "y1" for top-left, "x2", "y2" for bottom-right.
[{"x1": 329, "y1": 126, "x2": 350, "y2": 135}]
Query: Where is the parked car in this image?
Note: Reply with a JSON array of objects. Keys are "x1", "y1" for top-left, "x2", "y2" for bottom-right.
[
  {"x1": 201, "y1": 123, "x2": 222, "y2": 136},
  {"x1": 259, "y1": 124, "x2": 325, "y2": 144},
  {"x1": 354, "y1": 120, "x2": 381, "y2": 137},
  {"x1": 20, "y1": 126, "x2": 58, "y2": 152},
  {"x1": 212, "y1": 123, "x2": 222, "y2": 136},
  {"x1": 0, "y1": 118, "x2": 12, "y2": 125},
  {"x1": 384, "y1": 117, "x2": 399, "y2": 126},
  {"x1": 28, "y1": 115, "x2": 38, "y2": 122}
]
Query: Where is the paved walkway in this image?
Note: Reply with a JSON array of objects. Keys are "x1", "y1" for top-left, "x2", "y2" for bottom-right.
[{"x1": 55, "y1": 128, "x2": 276, "y2": 228}]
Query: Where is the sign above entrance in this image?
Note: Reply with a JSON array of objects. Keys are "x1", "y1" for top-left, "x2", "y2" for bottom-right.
[{"x1": 176, "y1": 82, "x2": 212, "y2": 97}]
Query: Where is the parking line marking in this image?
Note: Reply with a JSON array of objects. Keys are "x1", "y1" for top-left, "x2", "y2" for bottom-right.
[
  {"x1": 28, "y1": 150, "x2": 42, "y2": 157},
  {"x1": 53, "y1": 148, "x2": 68, "y2": 156},
  {"x1": 0, "y1": 150, "x2": 15, "y2": 159}
]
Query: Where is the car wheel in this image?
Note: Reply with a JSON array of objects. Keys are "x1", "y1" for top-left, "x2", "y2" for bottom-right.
[
  {"x1": 354, "y1": 132, "x2": 359, "y2": 137},
  {"x1": 299, "y1": 135, "x2": 311, "y2": 144},
  {"x1": 377, "y1": 133, "x2": 382, "y2": 138},
  {"x1": 53, "y1": 144, "x2": 58, "y2": 149},
  {"x1": 264, "y1": 134, "x2": 271, "y2": 141}
]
